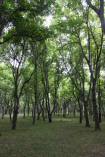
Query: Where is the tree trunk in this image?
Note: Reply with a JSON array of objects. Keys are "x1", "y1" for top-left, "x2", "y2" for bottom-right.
[
  {"x1": 12, "y1": 83, "x2": 19, "y2": 130},
  {"x1": 1, "y1": 106, "x2": 4, "y2": 119},
  {"x1": 32, "y1": 107, "x2": 36, "y2": 125},
  {"x1": 37, "y1": 111, "x2": 41, "y2": 120},
  {"x1": 40, "y1": 98, "x2": 46, "y2": 121},
  {"x1": 9, "y1": 107, "x2": 12, "y2": 120},
  {"x1": 98, "y1": 79, "x2": 102, "y2": 123},
  {"x1": 92, "y1": 80, "x2": 100, "y2": 130},
  {"x1": 84, "y1": 102, "x2": 90, "y2": 127},
  {"x1": 32, "y1": 44, "x2": 38, "y2": 125},
  {"x1": 78, "y1": 99, "x2": 83, "y2": 124},
  {"x1": 63, "y1": 102, "x2": 67, "y2": 118},
  {"x1": 42, "y1": 110, "x2": 45, "y2": 121},
  {"x1": 27, "y1": 102, "x2": 30, "y2": 117},
  {"x1": 23, "y1": 105, "x2": 26, "y2": 118},
  {"x1": 73, "y1": 106, "x2": 76, "y2": 118},
  {"x1": 12, "y1": 105, "x2": 18, "y2": 130},
  {"x1": 82, "y1": 62, "x2": 90, "y2": 128},
  {"x1": 99, "y1": 103, "x2": 102, "y2": 123},
  {"x1": 48, "y1": 113, "x2": 52, "y2": 123}
]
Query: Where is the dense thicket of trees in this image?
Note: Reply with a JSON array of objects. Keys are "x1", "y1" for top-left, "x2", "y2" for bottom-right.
[{"x1": 0, "y1": 0, "x2": 105, "y2": 131}]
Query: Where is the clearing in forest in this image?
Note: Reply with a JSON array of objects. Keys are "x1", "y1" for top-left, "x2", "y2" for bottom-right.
[{"x1": 0, "y1": 117, "x2": 105, "y2": 157}]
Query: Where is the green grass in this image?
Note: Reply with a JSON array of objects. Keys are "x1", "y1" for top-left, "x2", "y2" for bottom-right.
[{"x1": 0, "y1": 117, "x2": 105, "y2": 157}]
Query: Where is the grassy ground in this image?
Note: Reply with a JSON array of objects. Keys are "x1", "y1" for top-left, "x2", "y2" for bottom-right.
[{"x1": 0, "y1": 117, "x2": 105, "y2": 157}]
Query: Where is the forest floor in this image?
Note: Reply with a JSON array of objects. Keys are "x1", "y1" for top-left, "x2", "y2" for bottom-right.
[{"x1": 0, "y1": 116, "x2": 105, "y2": 157}]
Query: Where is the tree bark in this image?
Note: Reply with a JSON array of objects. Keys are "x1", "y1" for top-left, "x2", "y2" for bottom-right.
[
  {"x1": 40, "y1": 98, "x2": 46, "y2": 121},
  {"x1": 12, "y1": 81, "x2": 19, "y2": 130},
  {"x1": 27, "y1": 101, "x2": 30, "y2": 117},
  {"x1": 78, "y1": 99, "x2": 83, "y2": 124},
  {"x1": 92, "y1": 79, "x2": 100, "y2": 130},
  {"x1": 48, "y1": 113, "x2": 52, "y2": 123},
  {"x1": 12, "y1": 106, "x2": 18, "y2": 130},
  {"x1": 23, "y1": 104, "x2": 26, "y2": 118},
  {"x1": 32, "y1": 44, "x2": 38, "y2": 125},
  {"x1": 84, "y1": 101, "x2": 90, "y2": 127},
  {"x1": 98, "y1": 79, "x2": 102, "y2": 123}
]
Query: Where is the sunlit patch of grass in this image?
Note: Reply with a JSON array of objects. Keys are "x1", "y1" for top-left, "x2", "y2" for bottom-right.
[{"x1": 0, "y1": 116, "x2": 105, "y2": 157}]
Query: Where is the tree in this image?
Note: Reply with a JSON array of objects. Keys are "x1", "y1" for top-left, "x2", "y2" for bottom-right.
[{"x1": 1, "y1": 41, "x2": 34, "y2": 129}]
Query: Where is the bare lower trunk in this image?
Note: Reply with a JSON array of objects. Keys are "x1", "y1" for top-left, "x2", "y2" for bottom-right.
[
  {"x1": 12, "y1": 92, "x2": 19, "y2": 130},
  {"x1": 1, "y1": 106, "x2": 4, "y2": 119},
  {"x1": 99, "y1": 103, "x2": 102, "y2": 123},
  {"x1": 84, "y1": 102, "x2": 90, "y2": 127},
  {"x1": 73, "y1": 107, "x2": 76, "y2": 118},
  {"x1": 92, "y1": 81, "x2": 100, "y2": 130},
  {"x1": 12, "y1": 106, "x2": 18, "y2": 130},
  {"x1": 32, "y1": 107, "x2": 36, "y2": 125},
  {"x1": 9, "y1": 108, "x2": 12, "y2": 120},
  {"x1": 48, "y1": 113, "x2": 52, "y2": 123},
  {"x1": 37, "y1": 112, "x2": 41, "y2": 120},
  {"x1": 78, "y1": 99, "x2": 83, "y2": 124},
  {"x1": 42, "y1": 110, "x2": 45, "y2": 121},
  {"x1": 23, "y1": 105, "x2": 26, "y2": 118},
  {"x1": 98, "y1": 79, "x2": 102, "y2": 123},
  {"x1": 27, "y1": 103, "x2": 30, "y2": 117}
]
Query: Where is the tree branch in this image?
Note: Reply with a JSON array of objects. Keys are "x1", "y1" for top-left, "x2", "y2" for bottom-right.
[
  {"x1": 86, "y1": 0, "x2": 100, "y2": 15},
  {"x1": 19, "y1": 71, "x2": 34, "y2": 99}
]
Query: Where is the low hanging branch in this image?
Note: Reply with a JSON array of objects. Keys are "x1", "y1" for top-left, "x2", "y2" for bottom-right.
[{"x1": 86, "y1": 0, "x2": 105, "y2": 33}]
